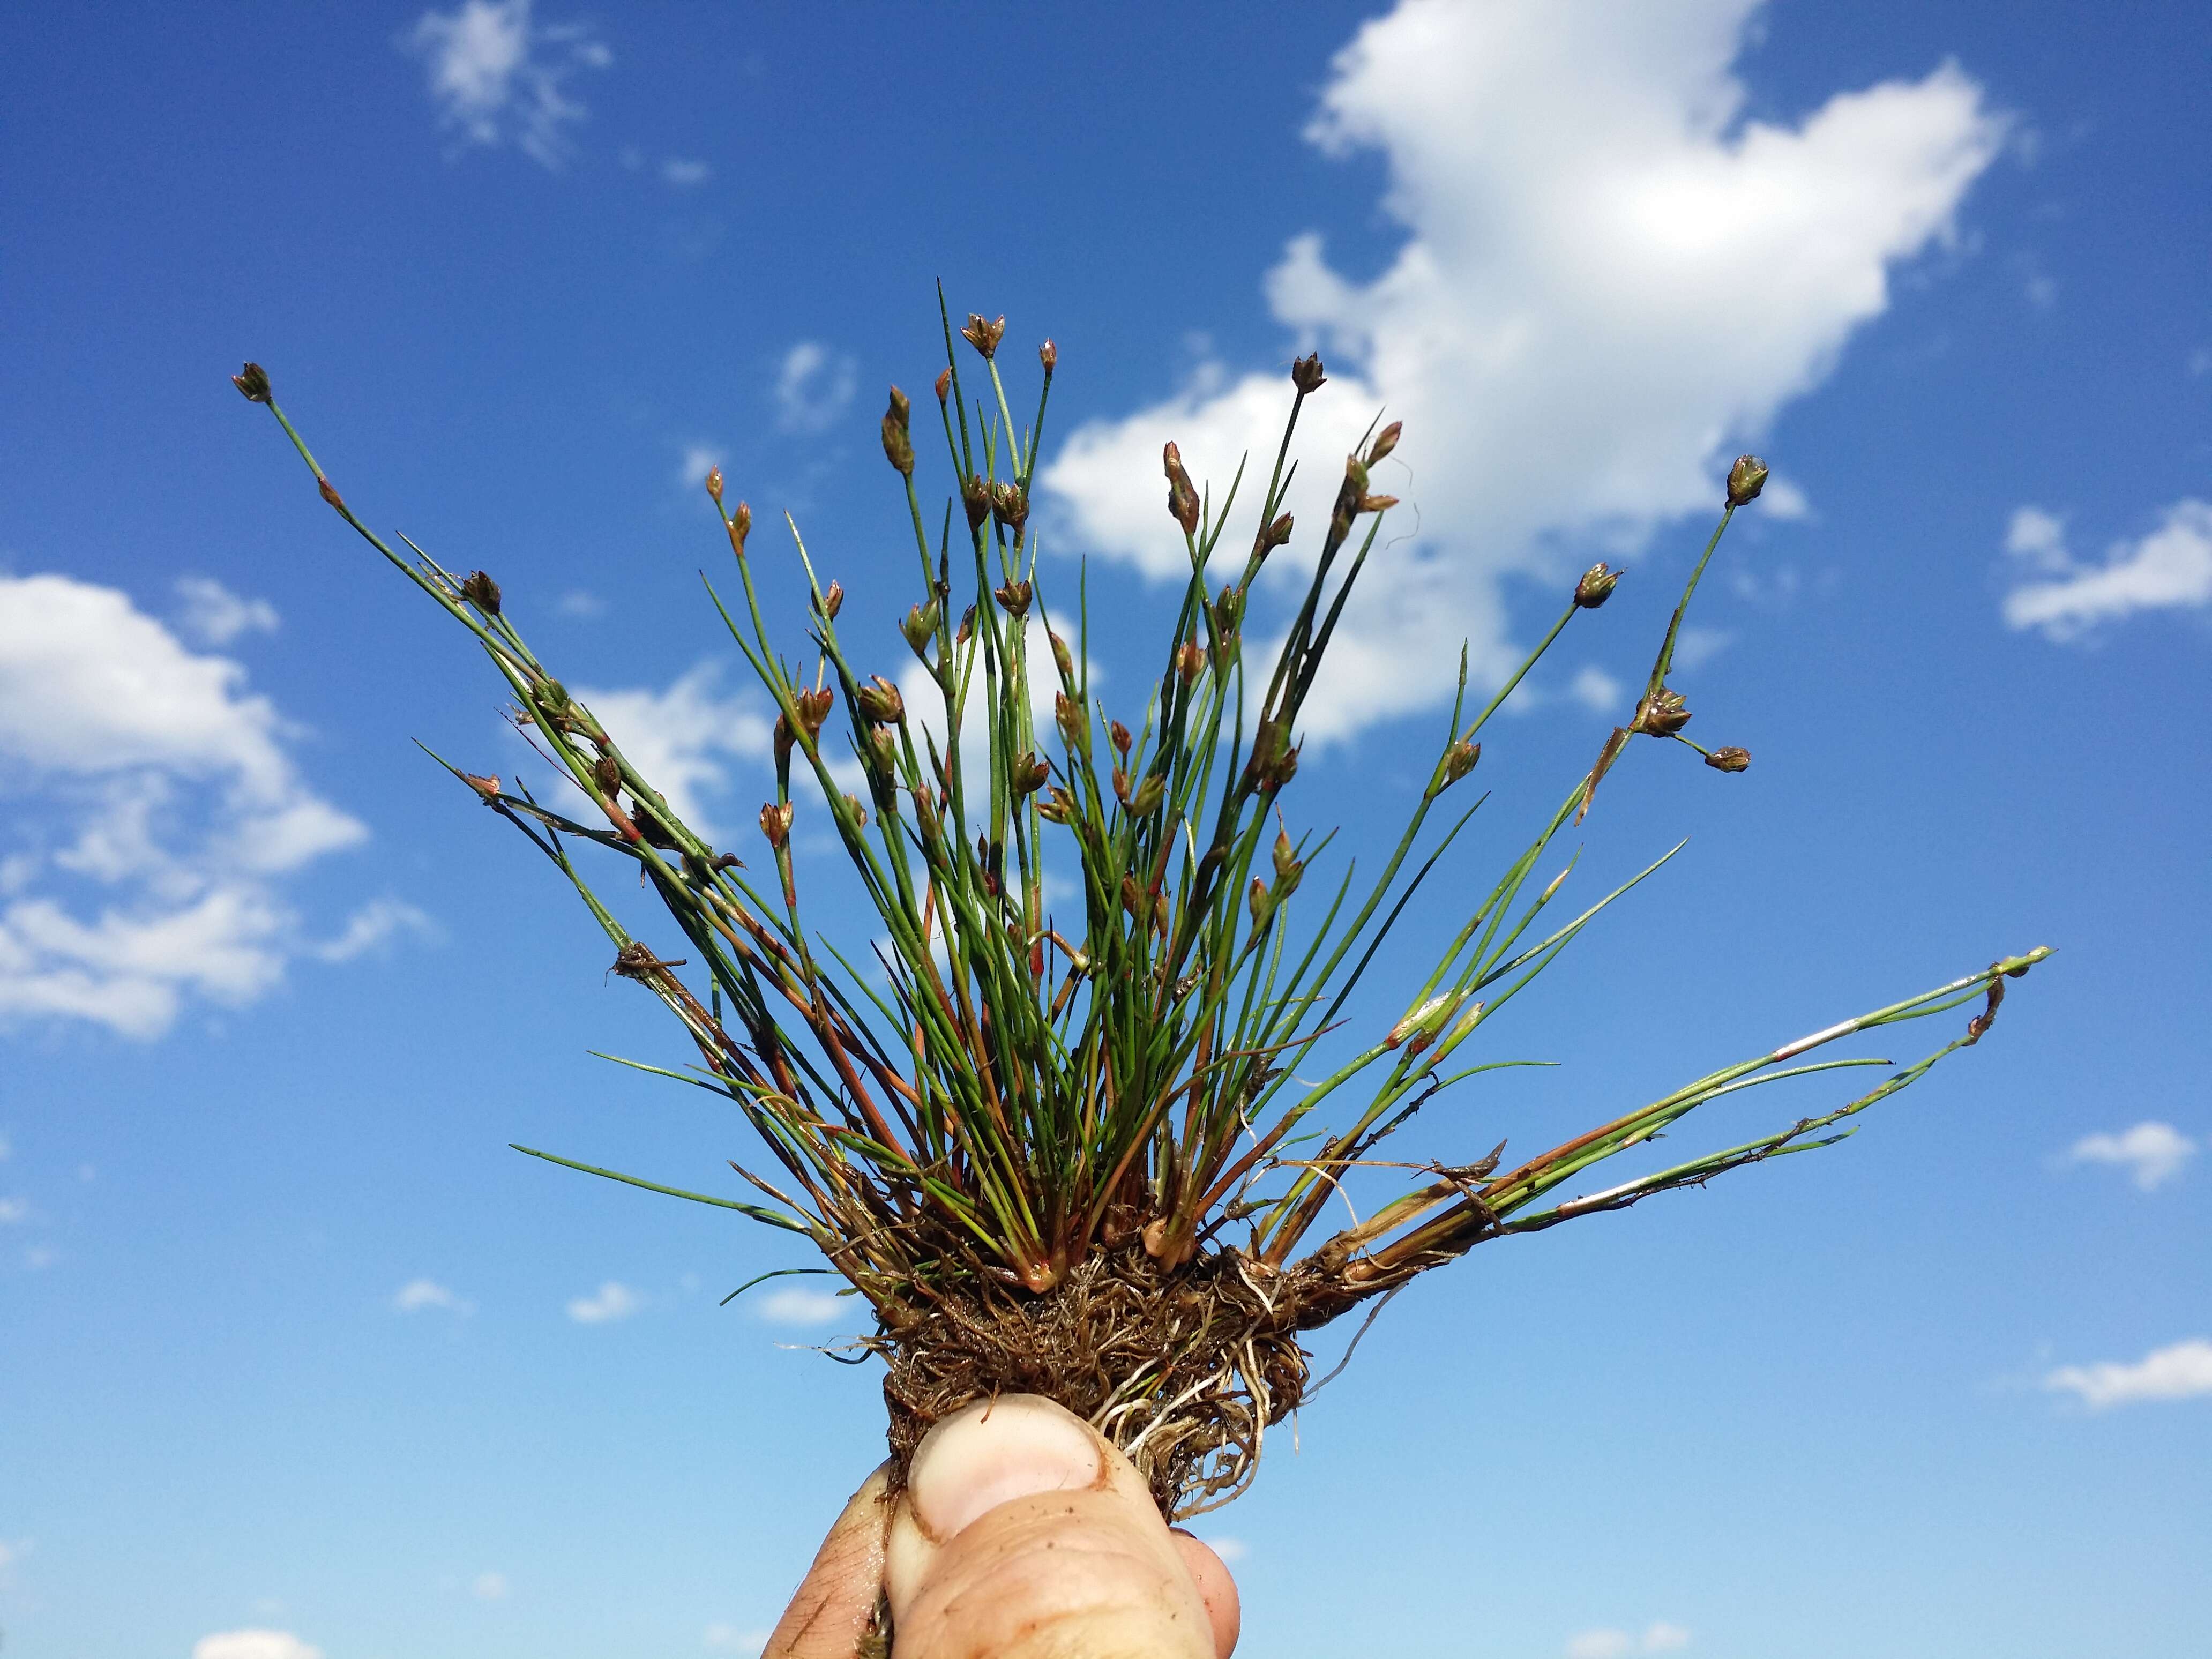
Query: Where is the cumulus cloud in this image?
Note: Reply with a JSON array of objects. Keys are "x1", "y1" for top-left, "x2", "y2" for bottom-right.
[
  {"x1": 192, "y1": 1633, "x2": 324, "y2": 1659},
  {"x1": 0, "y1": 573, "x2": 400, "y2": 1038},
  {"x1": 1567, "y1": 1621, "x2": 1691, "y2": 1657},
  {"x1": 402, "y1": 0, "x2": 611, "y2": 169},
  {"x1": 2062, "y1": 1121, "x2": 2196, "y2": 1192},
  {"x1": 1042, "y1": 0, "x2": 2004, "y2": 741},
  {"x1": 757, "y1": 1285, "x2": 845, "y2": 1325},
  {"x1": 393, "y1": 1277, "x2": 474, "y2": 1314},
  {"x1": 2044, "y1": 1338, "x2": 2212, "y2": 1409},
  {"x1": 567, "y1": 1280, "x2": 641, "y2": 1323},
  {"x1": 774, "y1": 342, "x2": 858, "y2": 435},
  {"x1": 2000, "y1": 500, "x2": 2212, "y2": 641},
  {"x1": 175, "y1": 577, "x2": 280, "y2": 647},
  {"x1": 312, "y1": 898, "x2": 440, "y2": 963},
  {"x1": 569, "y1": 663, "x2": 775, "y2": 836}
]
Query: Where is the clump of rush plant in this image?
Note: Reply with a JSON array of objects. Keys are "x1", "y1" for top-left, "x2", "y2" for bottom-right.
[{"x1": 233, "y1": 318, "x2": 2045, "y2": 1520}]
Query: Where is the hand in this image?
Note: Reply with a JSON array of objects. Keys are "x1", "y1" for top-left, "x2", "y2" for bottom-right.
[{"x1": 763, "y1": 1394, "x2": 1241, "y2": 1658}]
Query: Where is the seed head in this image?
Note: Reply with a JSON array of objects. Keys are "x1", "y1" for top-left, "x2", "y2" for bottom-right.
[
  {"x1": 1055, "y1": 692, "x2": 1089, "y2": 755},
  {"x1": 1634, "y1": 686, "x2": 1692, "y2": 737},
  {"x1": 961, "y1": 313, "x2": 1007, "y2": 358},
  {"x1": 459, "y1": 570, "x2": 502, "y2": 616},
  {"x1": 933, "y1": 367, "x2": 952, "y2": 406},
  {"x1": 1039, "y1": 339, "x2": 1058, "y2": 374},
  {"x1": 759, "y1": 801, "x2": 794, "y2": 850},
  {"x1": 1291, "y1": 353, "x2": 1327, "y2": 394},
  {"x1": 1212, "y1": 585, "x2": 1245, "y2": 642},
  {"x1": 1247, "y1": 877, "x2": 1274, "y2": 929},
  {"x1": 989, "y1": 480, "x2": 1029, "y2": 532},
  {"x1": 881, "y1": 387, "x2": 915, "y2": 477},
  {"x1": 728, "y1": 502, "x2": 752, "y2": 558},
  {"x1": 1705, "y1": 745, "x2": 1751, "y2": 773},
  {"x1": 1163, "y1": 442, "x2": 1201, "y2": 536},
  {"x1": 857, "y1": 675, "x2": 905, "y2": 725},
  {"x1": 318, "y1": 476, "x2": 347, "y2": 513},
  {"x1": 819, "y1": 579, "x2": 845, "y2": 620},
  {"x1": 231, "y1": 362, "x2": 273, "y2": 403},
  {"x1": 1175, "y1": 640, "x2": 1206, "y2": 685},
  {"x1": 1129, "y1": 772, "x2": 1166, "y2": 818},
  {"x1": 994, "y1": 579, "x2": 1032, "y2": 616},
  {"x1": 842, "y1": 793, "x2": 868, "y2": 828},
  {"x1": 1109, "y1": 719, "x2": 1133, "y2": 759},
  {"x1": 1444, "y1": 738, "x2": 1481, "y2": 784},
  {"x1": 955, "y1": 603, "x2": 975, "y2": 646},
  {"x1": 961, "y1": 473, "x2": 991, "y2": 531},
  {"x1": 1050, "y1": 631, "x2": 1074, "y2": 683},
  {"x1": 1012, "y1": 752, "x2": 1052, "y2": 795},
  {"x1": 1260, "y1": 513, "x2": 1294, "y2": 554},
  {"x1": 795, "y1": 686, "x2": 835, "y2": 740},
  {"x1": 901, "y1": 599, "x2": 941, "y2": 658},
  {"x1": 1037, "y1": 786, "x2": 1075, "y2": 824},
  {"x1": 1574, "y1": 562, "x2": 1619, "y2": 609},
  {"x1": 1726, "y1": 454, "x2": 1770, "y2": 507},
  {"x1": 1367, "y1": 421, "x2": 1402, "y2": 466},
  {"x1": 593, "y1": 755, "x2": 622, "y2": 795},
  {"x1": 704, "y1": 464, "x2": 724, "y2": 505}
]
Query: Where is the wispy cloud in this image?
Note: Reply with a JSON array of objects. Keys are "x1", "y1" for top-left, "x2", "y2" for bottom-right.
[
  {"x1": 174, "y1": 577, "x2": 279, "y2": 647},
  {"x1": 676, "y1": 442, "x2": 728, "y2": 494},
  {"x1": 757, "y1": 1286, "x2": 845, "y2": 1326},
  {"x1": 472, "y1": 1569, "x2": 510, "y2": 1601},
  {"x1": 2044, "y1": 1337, "x2": 2212, "y2": 1409},
  {"x1": 192, "y1": 1633, "x2": 325, "y2": 1659},
  {"x1": 2062, "y1": 1121, "x2": 2196, "y2": 1192},
  {"x1": 1043, "y1": 0, "x2": 2004, "y2": 741},
  {"x1": 402, "y1": 0, "x2": 612, "y2": 170},
  {"x1": 556, "y1": 588, "x2": 607, "y2": 619},
  {"x1": 311, "y1": 898, "x2": 440, "y2": 963},
  {"x1": 567, "y1": 1280, "x2": 641, "y2": 1323},
  {"x1": 0, "y1": 1197, "x2": 27, "y2": 1224},
  {"x1": 2000, "y1": 500, "x2": 2212, "y2": 641},
  {"x1": 662, "y1": 156, "x2": 713, "y2": 187},
  {"x1": 1567, "y1": 1621, "x2": 1691, "y2": 1657},
  {"x1": 774, "y1": 342, "x2": 858, "y2": 435},
  {"x1": 1568, "y1": 664, "x2": 1625, "y2": 714},
  {"x1": 1, "y1": 573, "x2": 382, "y2": 1038},
  {"x1": 393, "y1": 1277, "x2": 474, "y2": 1316}
]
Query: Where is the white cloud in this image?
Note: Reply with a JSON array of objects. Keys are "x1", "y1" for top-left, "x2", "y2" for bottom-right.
[
  {"x1": 0, "y1": 1197, "x2": 26, "y2": 1224},
  {"x1": 192, "y1": 1633, "x2": 324, "y2": 1659},
  {"x1": 571, "y1": 662, "x2": 775, "y2": 838},
  {"x1": 2045, "y1": 1338, "x2": 2212, "y2": 1409},
  {"x1": 703, "y1": 1624, "x2": 771, "y2": 1653},
  {"x1": 2064, "y1": 1121, "x2": 2196, "y2": 1192},
  {"x1": 311, "y1": 898, "x2": 440, "y2": 963},
  {"x1": 557, "y1": 588, "x2": 607, "y2": 619},
  {"x1": 1567, "y1": 1623, "x2": 1691, "y2": 1658},
  {"x1": 0, "y1": 573, "x2": 376, "y2": 1038},
  {"x1": 676, "y1": 442, "x2": 728, "y2": 494},
  {"x1": 774, "y1": 342, "x2": 858, "y2": 435},
  {"x1": 567, "y1": 1280, "x2": 641, "y2": 1323},
  {"x1": 175, "y1": 577, "x2": 280, "y2": 647},
  {"x1": 1042, "y1": 0, "x2": 2003, "y2": 742},
  {"x1": 757, "y1": 1285, "x2": 845, "y2": 1325},
  {"x1": 2000, "y1": 499, "x2": 2212, "y2": 641},
  {"x1": 662, "y1": 156, "x2": 713, "y2": 187},
  {"x1": 1199, "y1": 1534, "x2": 1249, "y2": 1562},
  {"x1": 402, "y1": 0, "x2": 611, "y2": 170},
  {"x1": 24, "y1": 1243, "x2": 58, "y2": 1269},
  {"x1": 473, "y1": 1569, "x2": 510, "y2": 1600},
  {"x1": 1568, "y1": 664, "x2": 1625, "y2": 714},
  {"x1": 393, "y1": 1277, "x2": 474, "y2": 1314}
]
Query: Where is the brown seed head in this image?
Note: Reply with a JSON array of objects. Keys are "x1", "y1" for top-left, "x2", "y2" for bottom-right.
[
  {"x1": 759, "y1": 801, "x2": 794, "y2": 850},
  {"x1": 1037, "y1": 785, "x2": 1074, "y2": 824},
  {"x1": 459, "y1": 570, "x2": 502, "y2": 616},
  {"x1": 796, "y1": 686, "x2": 835, "y2": 739},
  {"x1": 1444, "y1": 738, "x2": 1482, "y2": 784},
  {"x1": 857, "y1": 675, "x2": 905, "y2": 725},
  {"x1": 881, "y1": 387, "x2": 915, "y2": 477},
  {"x1": 232, "y1": 362, "x2": 273, "y2": 403},
  {"x1": 593, "y1": 755, "x2": 623, "y2": 795},
  {"x1": 1705, "y1": 745, "x2": 1751, "y2": 773},
  {"x1": 1039, "y1": 339, "x2": 1057, "y2": 373},
  {"x1": 1261, "y1": 513, "x2": 1294, "y2": 552},
  {"x1": 1367, "y1": 421, "x2": 1402, "y2": 465},
  {"x1": 728, "y1": 501, "x2": 752, "y2": 557},
  {"x1": 961, "y1": 313, "x2": 1007, "y2": 358},
  {"x1": 1109, "y1": 719, "x2": 1133, "y2": 758},
  {"x1": 961, "y1": 473, "x2": 991, "y2": 532},
  {"x1": 843, "y1": 793, "x2": 869, "y2": 828},
  {"x1": 1175, "y1": 640, "x2": 1206, "y2": 685},
  {"x1": 1358, "y1": 492, "x2": 1400, "y2": 514},
  {"x1": 1055, "y1": 692, "x2": 1089, "y2": 754},
  {"x1": 318, "y1": 476, "x2": 346, "y2": 513},
  {"x1": 1163, "y1": 442, "x2": 1201, "y2": 536},
  {"x1": 901, "y1": 600, "x2": 940, "y2": 657},
  {"x1": 1726, "y1": 454, "x2": 1770, "y2": 507},
  {"x1": 1291, "y1": 353, "x2": 1327, "y2": 394},
  {"x1": 933, "y1": 367, "x2": 952, "y2": 405},
  {"x1": 1634, "y1": 686, "x2": 1692, "y2": 737},
  {"x1": 955, "y1": 603, "x2": 975, "y2": 647},
  {"x1": 993, "y1": 579, "x2": 1032, "y2": 616},
  {"x1": 819, "y1": 579, "x2": 844, "y2": 620},
  {"x1": 1574, "y1": 562, "x2": 1619, "y2": 609},
  {"x1": 1012, "y1": 752, "x2": 1052, "y2": 796},
  {"x1": 989, "y1": 480, "x2": 1029, "y2": 532},
  {"x1": 704, "y1": 464, "x2": 724, "y2": 505}
]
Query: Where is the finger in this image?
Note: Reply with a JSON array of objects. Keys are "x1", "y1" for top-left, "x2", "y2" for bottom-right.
[
  {"x1": 1171, "y1": 1529, "x2": 1242, "y2": 1657},
  {"x1": 884, "y1": 1394, "x2": 1220, "y2": 1659},
  {"x1": 763, "y1": 1460, "x2": 893, "y2": 1659}
]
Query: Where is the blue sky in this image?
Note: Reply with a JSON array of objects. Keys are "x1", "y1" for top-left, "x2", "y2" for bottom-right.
[{"x1": 2, "y1": 2, "x2": 2207, "y2": 1656}]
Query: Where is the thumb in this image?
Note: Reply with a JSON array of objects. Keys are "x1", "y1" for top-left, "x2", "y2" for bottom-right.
[{"x1": 883, "y1": 1394, "x2": 1236, "y2": 1659}]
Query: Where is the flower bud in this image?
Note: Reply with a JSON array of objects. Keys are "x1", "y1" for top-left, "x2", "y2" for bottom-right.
[
  {"x1": 1055, "y1": 691, "x2": 1089, "y2": 755},
  {"x1": 1272, "y1": 827, "x2": 1301, "y2": 887},
  {"x1": 1212, "y1": 585, "x2": 1245, "y2": 641},
  {"x1": 1163, "y1": 442, "x2": 1201, "y2": 536},
  {"x1": 866, "y1": 724, "x2": 899, "y2": 776},
  {"x1": 1704, "y1": 745, "x2": 1751, "y2": 773},
  {"x1": 1358, "y1": 492, "x2": 1400, "y2": 514},
  {"x1": 819, "y1": 579, "x2": 845, "y2": 620},
  {"x1": 773, "y1": 712, "x2": 795, "y2": 775},
  {"x1": 318, "y1": 476, "x2": 347, "y2": 513},
  {"x1": 1175, "y1": 640, "x2": 1206, "y2": 685},
  {"x1": 955, "y1": 603, "x2": 975, "y2": 646},
  {"x1": 1109, "y1": 719, "x2": 1132, "y2": 758},
  {"x1": 993, "y1": 579, "x2": 1032, "y2": 616},
  {"x1": 1573, "y1": 562, "x2": 1618, "y2": 609},
  {"x1": 961, "y1": 474, "x2": 991, "y2": 531},
  {"x1": 463, "y1": 771, "x2": 503, "y2": 803},
  {"x1": 1248, "y1": 877, "x2": 1274, "y2": 929},
  {"x1": 1120, "y1": 875, "x2": 1153, "y2": 924},
  {"x1": 843, "y1": 793, "x2": 869, "y2": 828},
  {"x1": 856, "y1": 675, "x2": 905, "y2": 724},
  {"x1": 231, "y1": 362, "x2": 272, "y2": 403},
  {"x1": 1726, "y1": 454, "x2": 1769, "y2": 507},
  {"x1": 1050, "y1": 631, "x2": 1074, "y2": 683},
  {"x1": 1129, "y1": 772, "x2": 1166, "y2": 818},
  {"x1": 911, "y1": 787, "x2": 941, "y2": 841},
  {"x1": 759, "y1": 801, "x2": 794, "y2": 850},
  {"x1": 1367, "y1": 421, "x2": 1402, "y2": 465},
  {"x1": 593, "y1": 755, "x2": 622, "y2": 795},
  {"x1": 1444, "y1": 739, "x2": 1481, "y2": 784},
  {"x1": 961, "y1": 313, "x2": 1007, "y2": 358},
  {"x1": 1261, "y1": 513, "x2": 1294, "y2": 553},
  {"x1": 881, "y1": 387, "x2": 915, "y2": 477},
  {"x1": 989, "y1": 480, "x2": 1029, "y2": 532},
  {"x1": 1039, "y1": 339, "x2": 1057, "y2": 374},
  {"x1": 795, "y1": 686, "x2": 835, "y2": 739},
  {"x1": 704, "y1": 464, "x2": 725, "y2": 505},
  {"x1": 1291, "y1": 353, "x2": 1327, "y2": 394},
  {"x1": 901, "y1": 600, "x2": 940, "y2": 657},
  {"x1": 1011, "y1": 752, "x2": 1052, "y2": 795},
  {"x1": 459, "y1": 570, "x2": 502, "y2": 616},
  {"x1": 933, "y1": 367, "x2": 952, "y2": 405},
  {"x1": 728, "y1": 501, "x2": 752, "y2": 558},
  {"x1": 1037, "y1": 786, "x2": 1074, "y2": 824}
]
